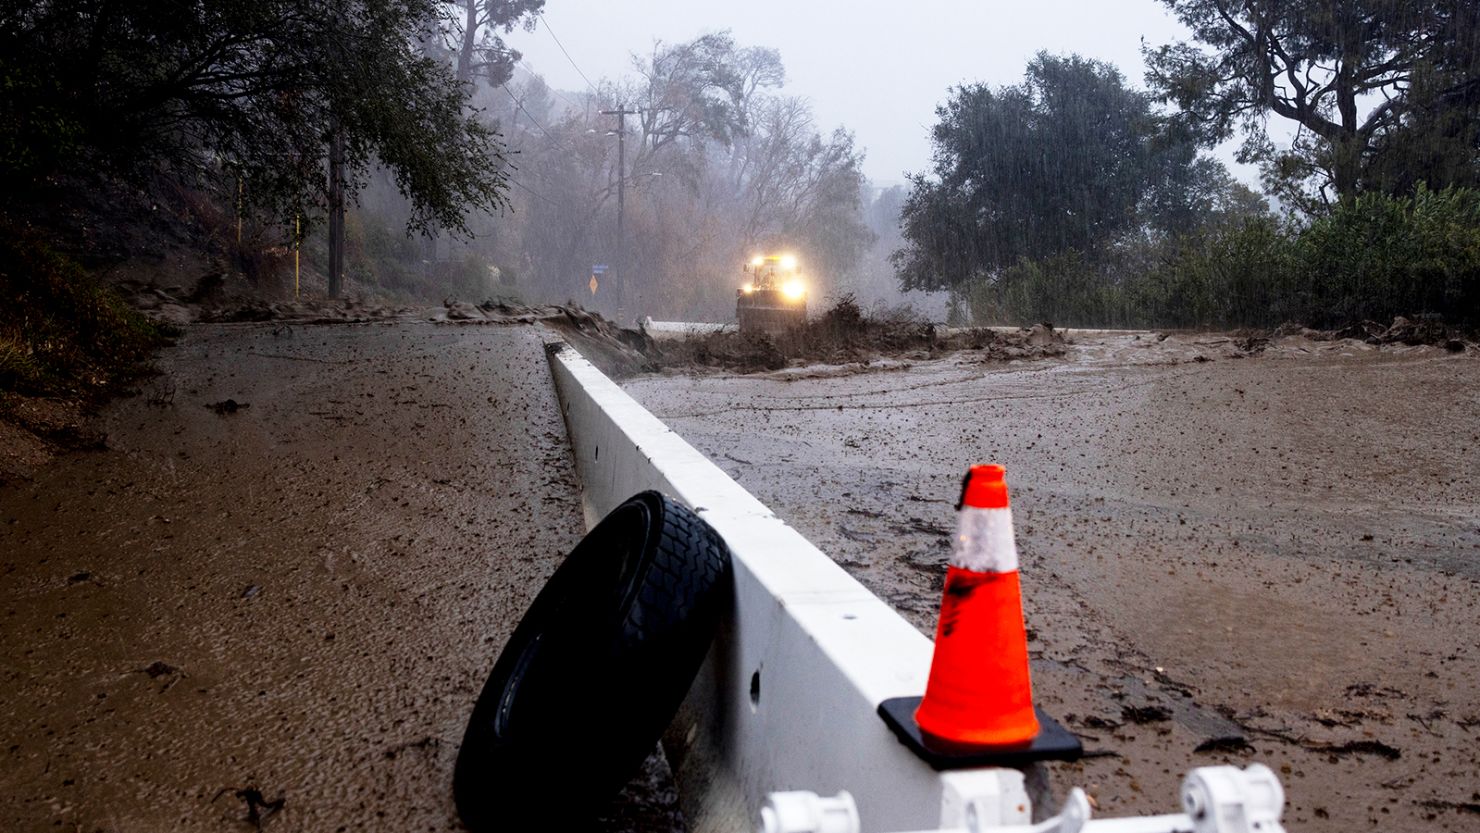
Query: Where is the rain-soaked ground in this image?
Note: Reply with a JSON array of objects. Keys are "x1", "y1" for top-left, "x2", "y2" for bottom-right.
[
  {"x1": 0, "y1": 322, "x2": 681, "y2": 832},
  {"x1": 625, "y1": 332, "x2": 1480, "y2": 833}
]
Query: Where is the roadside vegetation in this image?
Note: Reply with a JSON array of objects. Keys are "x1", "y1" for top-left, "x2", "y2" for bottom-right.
[
  {"x1": 0, "y1": 226, "x2": 169, "y2": 399},
  {"x1": 969, "y1": 186, "x2": 1480, "y2": 329},
  {"x1": 896, "y1": 2, "x2": 1480, "y2": 331},
  {"x1": 0, "y1": 224, "x2": 171, "y2": 481}
]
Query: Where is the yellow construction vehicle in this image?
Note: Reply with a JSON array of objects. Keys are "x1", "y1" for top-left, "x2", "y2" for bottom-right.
[{"x1": 737, "y1": 253, "x2": 808, "y2": 334}]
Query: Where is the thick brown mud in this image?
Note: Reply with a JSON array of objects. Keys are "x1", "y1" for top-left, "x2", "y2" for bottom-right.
[
  {"x1": 625, "y1": 332, "x2": 1480, "y2": 832},
  {"x1": 0, "y1": 322, "x2": 676, "y2": 832}
]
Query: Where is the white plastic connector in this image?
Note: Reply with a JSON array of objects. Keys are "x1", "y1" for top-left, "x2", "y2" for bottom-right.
[
  {"x1": 755, "y1": 764, "x2": 1285, "y2": 833},
  {"x1": 940, "y1": 769, "x2": 1032, "y2": 829},
  {"x1": 759, "y1": 790, "x2": 861, "y2": 833},
  {"x1": 1181, "y1": 764, "x2": 1285, "y2": 833}
]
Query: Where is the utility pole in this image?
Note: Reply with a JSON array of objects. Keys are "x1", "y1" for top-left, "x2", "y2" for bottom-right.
[
  {"x1": 600, "y1": 104, "x2": 640, "y2": 319},
  {"x1": 327, "y1": 115, "x2": 345, "y2": 299}
]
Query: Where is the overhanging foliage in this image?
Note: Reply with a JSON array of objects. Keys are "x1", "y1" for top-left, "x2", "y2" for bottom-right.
[{"x1": 0, "y1": 0, "x2": 509, "y2": 234}]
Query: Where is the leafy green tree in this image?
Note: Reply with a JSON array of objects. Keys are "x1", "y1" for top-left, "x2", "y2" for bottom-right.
[
  {"x1": 1145, "y1": 0, "x2": 1480, "y2": 211},
  {"x1": 0, "y1": 0, "x2": 509, "y2": 234},
  {"x1": 893, "y1": 52, "x2": 1247, "y2": 294}
]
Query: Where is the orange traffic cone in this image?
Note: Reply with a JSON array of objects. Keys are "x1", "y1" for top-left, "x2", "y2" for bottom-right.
[{"x1": 914, "y1": 463, "x2": 1040, "y2": 747}]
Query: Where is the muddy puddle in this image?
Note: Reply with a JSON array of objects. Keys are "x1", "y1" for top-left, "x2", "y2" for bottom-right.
[{"x1": 625, "y1": 332, "x2": 1480, "y2": 832}]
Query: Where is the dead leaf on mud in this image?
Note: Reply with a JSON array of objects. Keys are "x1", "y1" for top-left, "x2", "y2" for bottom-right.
[
  {"x1": 207, "y1": 399, "x2": 249, "y2": 415},
  {"x1": 1322, "y1": 739, "x2": 1402, "y2": 760},
  {"x1": 139, "y1": 660, "x2": 178, "y2": 678},
  {"x1": 1345, "y1": 682, "x2": 1406, "y2": 699},
  {"x1": 1246, "y1": 726, "x2": 1403, "y2": 760},
  {"x1": 1194, "y1": 735, "x2": 1253, "y2": 754},
  {"x1": 1416, "y1": 797, "x2": 1480, "y2": 817},
  {"x1": 1121, "y1": 705, "x2": 1173, "y2": 724},
  {"x1": 898, "y1": 550, "x2": 943, "y2": 575},
  {"x1": 1078, "y1": 714, "x2": 1123, "y2": 731},
  {"x1": 213, "y1": 786, "x2": 285, "y2": 829},
  {"x1": 837, "y1": 523, "x2": 878, "y2": 542},
  {"x1": 383, "y1": 736, "x2": 441, "y2": 760},
  {"x1": 133, "y1": 660, "x2": 186, "y2": 691},
  {"x1": 894, "y1": 518, "x2": 951, "y2": 537}
]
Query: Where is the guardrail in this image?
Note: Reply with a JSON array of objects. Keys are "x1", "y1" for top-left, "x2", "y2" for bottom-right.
[{"x1": 545, "y1": 340, "x2": 1044, "y2": 833}]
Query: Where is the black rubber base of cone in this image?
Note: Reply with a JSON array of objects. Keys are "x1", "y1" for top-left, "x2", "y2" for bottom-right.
[{"x1": 877, "y1": 697, "x2": 1083, "y2": 770}]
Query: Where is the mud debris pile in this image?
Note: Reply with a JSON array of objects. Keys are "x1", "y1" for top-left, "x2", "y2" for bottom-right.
[
  {"x1": 657, "y1": 297, "x2": 1068, "y2": 373},
  {"x1": 1277, "y1": 315, "x2": 1470, "y2": 350}
]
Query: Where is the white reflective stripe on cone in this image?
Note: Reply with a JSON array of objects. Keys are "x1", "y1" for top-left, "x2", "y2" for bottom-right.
[{"x1": 950, "y1": 506, "x2": 1019, "y2": 573}]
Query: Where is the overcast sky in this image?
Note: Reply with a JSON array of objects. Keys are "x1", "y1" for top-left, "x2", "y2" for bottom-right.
[{"x1": 510, "y1": 0, "x2": 1263, "y2": 188}]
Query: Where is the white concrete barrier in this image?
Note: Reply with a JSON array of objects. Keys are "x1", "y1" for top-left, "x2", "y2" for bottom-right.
[
  {"x1": 545, "y1": 341, "x2": 1039, "y2": 833},
  {"x1": 641, "y1": 319, "x2": 737, "y2": 340}
]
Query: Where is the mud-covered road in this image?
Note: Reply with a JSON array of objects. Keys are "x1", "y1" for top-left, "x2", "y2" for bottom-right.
[
  {"x1": 626, "y1": 333, "x2": 1480, "y2": 832},
  {"x1": 0, "y1": 322, "x2": 679, "y2": 832}
]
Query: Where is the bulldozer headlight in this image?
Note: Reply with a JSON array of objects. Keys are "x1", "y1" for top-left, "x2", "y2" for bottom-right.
[
  {"x1": 779, "y1": 254, "x2": 798, "y2": 271},
  {"x1": 741, "y1": 282, "x2": 755, "y2": 294},
  {"x1": 781, "y1": 279, "x2": 806, "y2": 301},
  {"x1": 750, "y1": 255, "x2": 764, "y2": 268}
]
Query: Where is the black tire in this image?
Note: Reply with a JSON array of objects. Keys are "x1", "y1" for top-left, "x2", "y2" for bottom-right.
[{"x1": 453, "y1": 491, "x2": 732, "y2": 831}]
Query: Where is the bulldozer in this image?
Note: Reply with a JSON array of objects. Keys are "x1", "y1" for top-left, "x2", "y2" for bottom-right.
[{"x1": 736, "y1": 253, "x2": 808, "y2": 334}]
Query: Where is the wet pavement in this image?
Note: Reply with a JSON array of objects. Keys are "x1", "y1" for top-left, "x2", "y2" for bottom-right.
[
  {"x1": 625, "y1": 333, "x2": 1480, "y2": 832},
  {"x1": 0, "y1": 322, "x2": 677, "y2": 832}
]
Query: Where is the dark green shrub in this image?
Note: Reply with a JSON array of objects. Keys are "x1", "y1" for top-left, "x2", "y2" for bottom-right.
[
  {"x1": 965, "y1": 186, "x2": 1480, "y2": 329},
  {"x1": 1130, "y1": 218, "x2": 1300, "y2": 328},
  {"x1": 971, "y1": 251, "x2": 1134, "y2": 327},
  {"x1": 1300, "y1": 186, "x2": 1480, "y2": 325},
  {"x1": 0, "y1": 224, "x2": 168, "y2": 397}
]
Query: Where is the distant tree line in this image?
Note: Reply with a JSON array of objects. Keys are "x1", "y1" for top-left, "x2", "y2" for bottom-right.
[
  {"x1": 896, "y1": 0, "x2": 1480, "y2": 328},
  {"x1": 354, "y1": 31, "x2": 880, "y2": 320}
]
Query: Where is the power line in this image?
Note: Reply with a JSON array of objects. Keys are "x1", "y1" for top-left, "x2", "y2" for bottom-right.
[
  {"x1": 537, "y1": 12, "x2": 599, "y2": 95},
  {"x1": 499, "y1": 83, "x2": 558, "y2": 144},
  {"x1": 505, "y1": 175, "x2": 565, "y2": 210},
  {"x1": 514, "y1": 56, "x2": 588, "y2": 117}
]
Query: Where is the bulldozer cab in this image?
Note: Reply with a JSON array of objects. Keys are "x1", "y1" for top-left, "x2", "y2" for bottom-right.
[
  {"x1": 744, "y1": 254, "x2": 794, "y2": 288},
  {"x1": 738, "y1": 253, "x2": 808, "y2": 334}
]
